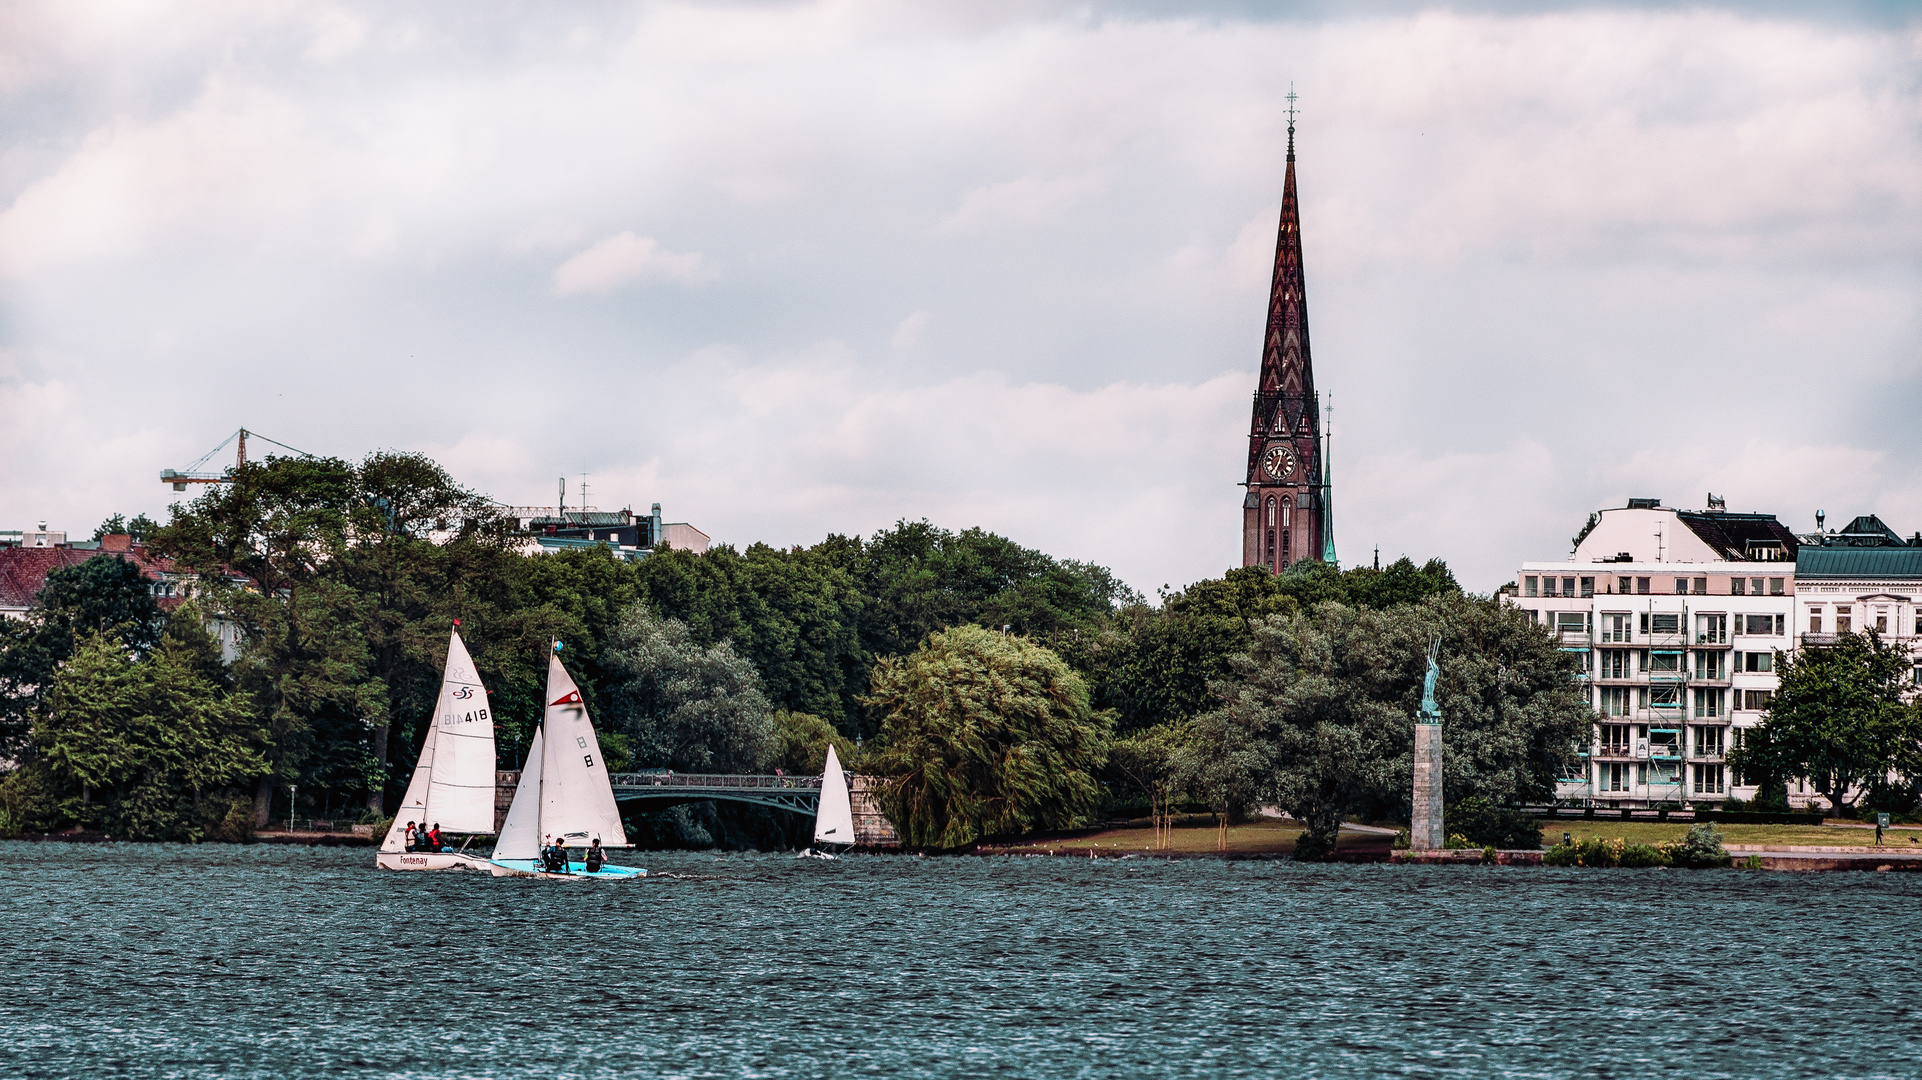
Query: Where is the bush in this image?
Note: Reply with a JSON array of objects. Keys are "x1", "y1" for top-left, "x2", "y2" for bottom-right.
[
  {"x1": 198, "y1": 790, "x2": 256, "y2": 843},
  {"x1": 1448, "y1": 796, "x2": 1543, "y2": 850},
  {"x1": 1619, "y1": 843, "x2": 1669, "y2": 868},
  {"x1": 1574, "y1": 837, "x2": 1622, "y2": 867},
  {"x1": 0, "y1": 764, "x2": 58, "y2": 836},
  {"x1": 1293, "y1": 828, "x2": 1337, "y2": 862},
  {"x1": 1670, "y1": 822, "x2": 1731, "y2": 869},
  {"x1": 1543, "y1": 843, "x2": 1579, "y2": 866}
]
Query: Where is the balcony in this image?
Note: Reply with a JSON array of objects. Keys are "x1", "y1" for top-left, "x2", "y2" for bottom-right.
[
  {"x1": 1555, "y1": 631, "x2": 1592, "y2": 647},
  {"x1": 1692, "y1": 636, "x2": 1731, "y2": 649},
  {"x1": 1801, "y1": 633, "x2": 1838, "y2": 646}
]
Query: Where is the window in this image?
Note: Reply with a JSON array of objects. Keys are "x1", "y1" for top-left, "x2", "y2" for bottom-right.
[
  {"x1": 1600, "y1": 687, "x2": 1632, "y2": 716},
  {"x1": 1564, "y1": 648, "x2": 1591, "y2": 672},
  {"x1": 1693, "y1": 651, "x2": 1724, "y2": 680},
  {"x1": 1731, "y1": 578, "x2": 1746, "y2": 596},
  {"x1": 1649, "y1": 727, "x2": 1680, "y2": 754},
  {"x1": 1543, "y1": 576, "x2": 1558, "y2": 597},
  {"x1": 1280, "y1": 529, "x2": 1290, "y2": 569},
  {"x1": 1602, "y1": 613, "x2": 1632, "y2": 643},
  {"x1": 1750, "y1": 577, "x2": 1764, "y2": 595},
  {"x1": 1743, "y1": 689, "x2": 1773, "y2": 711},
  {"x1": 1280, "y1": 497, "x2": 1290, "y2": 527},
  {"x1": 1618, "y1": 576, "x2": 1632, "y2": 595},
  {"x1": 1524, "y1": 576, "x2": 1538, "y2": 598},
  {"x1": 1769, "y1": 578, "x2": 1785, "y2": 596},
  {"x1": 1836, "y1": 606, "x2": 1852, "y2": 633},
  {"x1": 1580, "y1": 577, "x2": 1595, "y2": 598},
  {"x1": 1694, "y1": 577, "x2": 1707, "y2": 595},
  {"x1": 1649, "y1": 686, "x2": 1680, "y2": 708},
  {"x1": 1692, "y1": 690, "x2": 1723, "y2": 719},
  {"x1": 1808, "y1": 606, "x2": 1823, "y2": 634},
  {"x1": 1743, "y1": 614, "x2": 1781, "y2": 636},
  {"x1": 1601, "y1": 650, "x2": 1630, "y2": 679},
  {"x1": 1650, "y1": 613, "x2": 1679, "y2": 635},
  {"x1": 1556, "y1": 612, "x2": 1588, "y2": 635},
  {"x1": 1742, "y1": 652, "x2": 1773, "y2": 673},
  {"x1": 1600, "y1": 723, "x2": 1631, "y2": 750},
  {"x1": 1675, "y1": 577, "x2": 1690, "y2": 595},
  {"x1": 1637, "y1": 577, "x2": 1650, "y2": 595},
  {"x1": 1600, "y1": 762, "x2": 1629, "y2": 792},
  {"x1": 1692, "y1": 763, "x2": 1726, "y2": 795},
  {"x1": 1562, "y1": 577, "x2": 1576, "y2": 597},
  {"x1": 1648, "y1": 651, "x2": 1681, "y2": 673},
  {"x1": 1266, "y1": 496, "x2": 1275, "y2": 526},
  {"x1": 1693, "y1": 725, "x2": 1725, "y2": 755},
  {"x1": 1695, "y1": 613, "x2": 1726, "y2": 644},
  {"x1": 1875, "y1": 612, "x2": 1888, "y2": 634}
]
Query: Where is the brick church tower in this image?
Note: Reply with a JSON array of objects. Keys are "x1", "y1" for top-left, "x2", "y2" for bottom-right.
[{"x1": 1242, "y1": 101, "x2": 1333, "y2": 573}]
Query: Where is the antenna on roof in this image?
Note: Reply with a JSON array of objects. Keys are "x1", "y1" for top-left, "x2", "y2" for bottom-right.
[{"x1": 1706, "y1": 493, "x2": 1726, "y2": 511}]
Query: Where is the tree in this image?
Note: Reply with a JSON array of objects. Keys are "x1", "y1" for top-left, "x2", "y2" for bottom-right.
[
  {"x1": 0, "y1": 555, "x2": 165, "y2": 761},
  {"x1": 769, "y1": 710, "x2": 857, "y2": 776},
  {"x1": 37, "y1": 632, "x2": 268, "y2": 840},
  {"x1": 1105, "y1": 720, "x2": 1195, "y2": 848},
  {"x1": 863, "y1": 625, "x2": 1110, "y2": 848},
  {"x1": 600, "y1": 602, "x2": 776, "y2": 773},
  {"x1": 1732, "y1": 632, "x2": 1922, "y2": 813},
  {"x1": 1189, "y1": 594, "x2": 1589, "y2": 860}
]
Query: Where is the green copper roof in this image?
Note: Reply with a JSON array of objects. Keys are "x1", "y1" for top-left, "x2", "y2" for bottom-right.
[{"x1": 1796, "y1": 546, "x2": 1922, "y2": 579}]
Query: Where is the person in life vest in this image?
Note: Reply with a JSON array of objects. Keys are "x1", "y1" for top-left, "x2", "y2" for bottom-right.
[
  {"x1": 584, "y1": 838, "x2": 605, "y2": 873},
  {"x1": 404, "y1": 821, "x2": 419, "y2": 852},
  {"x1": 541, "y1": 835, "x2": 570, "y2": 875},
  {"x1": 427, "y1": 823, "x2": 444, "y2": 852}
]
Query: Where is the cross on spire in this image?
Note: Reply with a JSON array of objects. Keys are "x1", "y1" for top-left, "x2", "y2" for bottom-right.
[{"x1": 1285, "y1": 83, "x2": 1297, "y2": 160}]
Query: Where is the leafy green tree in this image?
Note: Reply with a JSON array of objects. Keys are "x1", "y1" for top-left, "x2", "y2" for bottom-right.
[
  {"x1": 864, "y1": 625, "x2": 1110, "y2": 848},
  {"x1": 0, "y1": 556, "x2": 165, "y2": 760},
  {"x1": 1189, "y1": 594, "x2": 1589, "y2": 860},
  {"x1": 769, "y1": 710, "x2": 858, "y2": 776},
  {"x1": 1731, "y1": 632, "x2": 1922, "y2": 814},
  {"x1": 93, "y1": 513, "x2": 160, "y2": 542},
  {"x1": 37, "y1": 632, "x2": 268, "y2": 840},
  {"x1": 1104, "y1": 719, "x2": 1195, "y2": 847},
  {"x1": 600, "y1": 602, "x2": 775, "y2": 773}
]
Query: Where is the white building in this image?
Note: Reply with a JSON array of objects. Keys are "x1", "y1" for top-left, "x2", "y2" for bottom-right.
[{"x1": 1508, "y1": 498, "x2": 1801, "y2": 809}]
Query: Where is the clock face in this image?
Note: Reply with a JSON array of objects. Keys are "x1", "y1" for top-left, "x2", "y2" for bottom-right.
[{"x1": 1262, "y1": 445, "x2": 1296, "y2": 481}]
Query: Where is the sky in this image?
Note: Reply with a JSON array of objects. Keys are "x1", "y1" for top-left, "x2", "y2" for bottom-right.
[{"x1": 1, "y1": 1, "x2": 1918, "y2": 596}]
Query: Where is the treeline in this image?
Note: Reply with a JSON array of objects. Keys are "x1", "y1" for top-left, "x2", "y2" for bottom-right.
[{"x1": 0, "y1": 448, "x2": 1583, "y2": 850}]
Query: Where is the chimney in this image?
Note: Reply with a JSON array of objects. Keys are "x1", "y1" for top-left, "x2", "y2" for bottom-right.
[{"x1": 101, "y1": 534, "x2": 132, "y2": 553}]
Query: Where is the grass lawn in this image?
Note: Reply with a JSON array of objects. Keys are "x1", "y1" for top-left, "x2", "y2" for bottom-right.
[
  {"x1": 1539, "y1": 822, "x2": 1922, "y2": 849},
  {"x1": 986, "y1": 815, "x2": 1392, "y2": 856}
]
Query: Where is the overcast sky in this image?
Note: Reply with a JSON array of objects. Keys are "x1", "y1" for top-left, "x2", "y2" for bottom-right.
[{"x1": 2, "y1": 2, "x2": 1918, "y2": 595}]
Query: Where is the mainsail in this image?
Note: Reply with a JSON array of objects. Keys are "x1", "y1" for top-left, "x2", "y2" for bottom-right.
[
  {"x1": 379, "y1": 719, "x2": 440, "y2": 853},
  {"x1": 493, "y1": 728, "x2": 544, "y2": 862},
  {"x1": 813, "y1": 744, "x2": 855, "y2": 847},
  {"x1": 423, "y1": 629, "x2": 497, "y2": 833},
  {"x1": 538, "y1": 649, "x2": 629, "y2": 848}
]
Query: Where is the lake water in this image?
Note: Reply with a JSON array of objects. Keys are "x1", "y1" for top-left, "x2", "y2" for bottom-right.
[{"x1": 3, "y1": 841, "x2": 1917, "y2": 1079}]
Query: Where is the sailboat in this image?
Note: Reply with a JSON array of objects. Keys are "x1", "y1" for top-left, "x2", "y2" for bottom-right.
[
  {"x1": 489, "y1": 643, "x2": 645, "y2": 879},
  {"x1": 377, "y1": 625, "x2": 498, "y2": 871},
  {"x1": 798, "y1": 744, "x2": 855, "y2": 859}
]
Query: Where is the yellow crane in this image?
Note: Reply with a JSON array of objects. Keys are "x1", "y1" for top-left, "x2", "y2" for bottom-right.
[{"x1": 160, "y1": 428, "x2": 314, "y2": 490}]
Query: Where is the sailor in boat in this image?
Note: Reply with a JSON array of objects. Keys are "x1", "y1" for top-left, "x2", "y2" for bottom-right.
[
  {"x1": 585, "y1": 839, "x2": 605, "y2": 873},
  {"x1": 428, "y1": 823, "x2": 445, "y2": 852},
  {"x1": 404, "y1": 821, "x2": 420, "y2": 852},
  {"x1": 541, "y1": 835, "x2": 571, "y2": 875}
]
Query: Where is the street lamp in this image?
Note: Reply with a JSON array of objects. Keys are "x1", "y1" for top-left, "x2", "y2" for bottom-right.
[{"x1": 289, "y1": 784, "x2": 298, "y2": 834}]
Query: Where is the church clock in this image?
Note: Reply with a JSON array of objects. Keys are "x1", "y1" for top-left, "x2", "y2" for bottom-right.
[{"x1": 1261, "y1": 445, "x2": 1296, "y2": 481}]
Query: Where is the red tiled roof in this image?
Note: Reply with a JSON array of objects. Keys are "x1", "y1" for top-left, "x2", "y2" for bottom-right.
[{"x1": 0, "y1": 545, "x2": 180, "y2": 611}]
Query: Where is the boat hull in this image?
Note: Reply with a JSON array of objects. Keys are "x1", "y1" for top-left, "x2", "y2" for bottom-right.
[
  {"x1": 376, "y1": 850, "x2": 493, "y2": 872},
  {"x1": 488, "y1": 858, "x2": 646, "y2": 880}
]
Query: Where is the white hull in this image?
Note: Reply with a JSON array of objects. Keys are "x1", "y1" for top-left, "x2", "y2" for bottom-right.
[{"x1": 376, "y1": 850, "x2": 493, "y2": 872}]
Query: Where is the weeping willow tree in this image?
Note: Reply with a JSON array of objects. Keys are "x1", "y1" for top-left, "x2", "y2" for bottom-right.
[{"x1": 864, "y1": 625, "x2": 1110, "y2": 849}]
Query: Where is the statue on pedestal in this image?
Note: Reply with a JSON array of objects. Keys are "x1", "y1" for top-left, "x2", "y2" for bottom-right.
[{"x1": 1411, "y1": 635, "x2": 1444, "y2": 850}]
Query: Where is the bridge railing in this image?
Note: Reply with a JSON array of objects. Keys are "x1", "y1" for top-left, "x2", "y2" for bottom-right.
[{"x1": 609, "y1": 772, "x2": 824, "y2": 790}]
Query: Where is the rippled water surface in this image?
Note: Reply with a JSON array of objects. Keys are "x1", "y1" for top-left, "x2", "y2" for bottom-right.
[{"x1": 4, "y1": 841, "x2": 1919, "y2": 1079}]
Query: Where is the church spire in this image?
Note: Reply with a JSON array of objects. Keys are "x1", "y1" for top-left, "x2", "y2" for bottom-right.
[{"x1": 1242, "y1": 86, "x2": 1328, "y2": 574}]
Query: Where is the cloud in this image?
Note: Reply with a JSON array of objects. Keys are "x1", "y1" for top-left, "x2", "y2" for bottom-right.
[
  {"x1": 551, "y1": 232, "x2": 713, "y2": 294},
  {"x1": 890, "y1": 310, "x2": 931, "y2": 350},
  {"x1": 934, "y1": 173, "x2": 1106, "y2": 235}
]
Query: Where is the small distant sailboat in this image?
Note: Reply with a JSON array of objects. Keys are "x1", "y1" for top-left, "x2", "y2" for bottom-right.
[
  {"x1": 798, "y1": 744, "x2": 855, "y2": 860},
  {"x1": 489, "y1": 642, "x2": 645, "y2": 880},
  {"x1": 377, "y1": 625, "x2": 497, "y2": 871}
]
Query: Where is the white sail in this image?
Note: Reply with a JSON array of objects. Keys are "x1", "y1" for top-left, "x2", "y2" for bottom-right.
[
  {"x1": 813, "y1": 744, "x2": 855, "y2": 847},
  {"x1": 538, "y1": 649, "x2": 629, "y2": 848},
  {"x1": 422, "y1": 629, "x2": 498, "y2": 833},
  {"x1": 493, "y1": 728, "x2": 545, "y2": 861},
  {"x1": 379, "y1": 707, "x2": 441, "y2": 853}
]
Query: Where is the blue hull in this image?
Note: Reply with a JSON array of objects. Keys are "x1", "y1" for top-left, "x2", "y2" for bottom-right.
[{"x1": 489, "y1": 858, "x2": 646, "y2": 879}]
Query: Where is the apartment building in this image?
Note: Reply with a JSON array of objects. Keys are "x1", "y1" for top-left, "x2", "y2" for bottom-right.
[{"x1": 1508, "y1": 498, "x2": 1800, "y2": 808}]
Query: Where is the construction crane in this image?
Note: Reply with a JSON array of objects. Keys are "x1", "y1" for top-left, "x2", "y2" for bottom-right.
[{"x1": 160, "y1": 428, "x2": 315, "y2": 491}]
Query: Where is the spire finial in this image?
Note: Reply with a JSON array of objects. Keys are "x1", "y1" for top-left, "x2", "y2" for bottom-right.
[{"x1": 1285, "y1": 83, "x2": 1297, "y2": 161}]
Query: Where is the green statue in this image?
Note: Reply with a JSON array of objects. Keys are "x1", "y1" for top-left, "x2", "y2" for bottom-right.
[{"x1": 1418, "y1": 636, "x2": 1441, "y2": 724}]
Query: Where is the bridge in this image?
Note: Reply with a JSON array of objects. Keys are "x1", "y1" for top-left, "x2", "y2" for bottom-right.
[{"x1": 608, "y1": 772, "x2": 824, "y2": 815}]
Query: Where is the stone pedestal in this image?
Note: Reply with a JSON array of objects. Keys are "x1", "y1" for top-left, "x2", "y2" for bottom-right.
[{"x1": 1411, "y1": 723, "x2": 1444, "y2": 850}]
